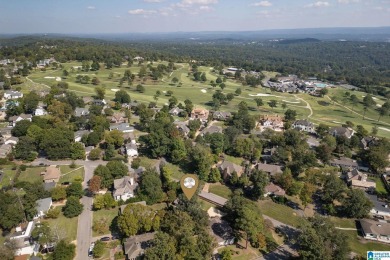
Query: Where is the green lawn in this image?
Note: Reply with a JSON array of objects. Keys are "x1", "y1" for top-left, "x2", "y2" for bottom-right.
[
  {"x1": 209, "y1": 184, "x2": 233, "y2": 199},
  {"x1": 59, "y1": 165, "x2": 84, "y2": 183},
  {"x1": 341, "y1": 229, "x2": 390, "y2": 257},
  {"x1": 149, "y1": 203, "x2": 167, "y2": 211},
  {"x1": 257, "y1": 200, "x2": 302, "y2": 228},
  {"x1": 370, "y1": 177, "x2": 388, "y2": 195},
  {"x1": 92, "y1": 207, "x2": 119, "y2": 237},
  {"x1": 0, "y1": 165, "x2": 17, "y2": 188},
  {"x1": 18, "y1": 166, "x2": 45, "y2": 183},
  {"x1": 44, "y1": 206, "x2": 78, "y2": 241},
  {"x1": 329, "y1": 216, "x2": 357, "y2": 229},
  {"x1": 198, "y1": 198, "x2": 215, "y2": 211},
  {"x1": 21, "y1": 62, "x2": 390, "y2": 138},
  {"x1": 223, "y1": 154, "x2": 245, "y2": 166}
]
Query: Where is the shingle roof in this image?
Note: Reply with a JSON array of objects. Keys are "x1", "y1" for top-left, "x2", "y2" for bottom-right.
[
  {"x1": 365, "y1": 194, "x2": 390, "y2": 214},
  {"x1": 257, "y1": 163, "x2": 283, "y2": 176},
  {"x1": 265, "y1": 183, "x2": 286, "y2": 196},
  {"x1": 199, "y1": 191, "x2": 227, "y2": 206},
  {"x1": 36, "y1": 197, "x2": 52, "y2": 212},
  {"x1": 113, "y1": 176, "x2": 138, "y2": 197},
  {"x1": 360, "y1": 219, "x2": 390, "y2": 236},
  {"x1": 219, "y1": 160, "x2": 243, "y2": 177}
]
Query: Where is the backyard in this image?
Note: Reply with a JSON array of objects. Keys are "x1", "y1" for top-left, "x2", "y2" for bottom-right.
[{"x1": 59, "y1": 165, "x2": 84, "y2": 183}]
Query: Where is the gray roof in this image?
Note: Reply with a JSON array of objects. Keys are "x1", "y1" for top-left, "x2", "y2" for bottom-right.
[
  {"x1": 113, "y1": 176, "x2": 138, "y2": 197},
  {"x1": 331, "y1": 157, "x2": 358, "y2": 167},
  {"x1": 201, "y1": 125, "x2": 222, "y2": 136},
  {"x1": 365, "y1": 194, "x2": 390, "y2": 214},
  {"x1": 330, "y1": 127, "x2": 353, "y2": 138},
  {"x1": 43, "y1": 182, "x2": 56, "y2": 191},
  {"x1": 219, "y1": 160, "x2": 243, "y2": 176},
  {"x1": 74, "y1": 107, "x2": 89, "y2": 117},
  {"x1": 213, "y1": 111, "x2": 232, "y2": 119},
  {"x1": 293, "y1": 119, "x2": 313, "y2": 127},
  {"x1": 199, "y1": 191, "x2": 227, "y2": 206},
  {"x1": 169, "y1": 107, "x2": 184, "y2": 114},
  {"x1": 257, "y1": 163, "x2": 283, "y2": 176},
  {"x1": 36, "y1": 197, "x2": 52, "y2": 212},
  {"x1": 74, "y1": 130, "x2": 89, "y2": 139},
  {"x1": 123, "y1": 233, "x2": 155, "y2": 259},
  {"x1": 360, "y1": 219, "x2": 390, "y2": 236},
  {"x1": 109, "y1": 123, "x2": 134, "y2": 132},
  {"x1": 174, "y1": 121, "x2": 190, "y2": 135}
]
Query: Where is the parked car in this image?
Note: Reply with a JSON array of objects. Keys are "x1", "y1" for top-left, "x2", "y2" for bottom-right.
[{"x1": 100, "y1": 236, "x2": 110, "y2": 242}]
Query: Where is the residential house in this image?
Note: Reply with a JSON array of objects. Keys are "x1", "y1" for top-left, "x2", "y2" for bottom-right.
[
  {"x1": 10, "y1": 221, "x2": 39, "y2": 256},
  {"x1": 74, "y1": 130, "x2": 89, "y2": 142},
  {"x1": 199, "y1": 191, "x2": 228, "y2": 207},
  {"x1": 361, "y1": 137, "x2": 379, "y2": 150},
  {"x1": 133, "y1": 56, "x2": 144, "y2": 61},
  {"x1": 218, "y1": 160, "x2": 244, "y2": 179},
  {"x1": 213, "y1": 111, "x2": 232, "y2": 121},
  {"x1": 9, "y1": 114, "x2": 32, "y2": 127},
  {"x1": 0, "y1": 143, "x2": 12, "y2": 158},
  {"x1": 4, "y1": 136, "x2": 19, "y2": 145},
  {"x1": 200, "y1": 125, "x2": 222, "y2": 136},
  {"x1": 264, "y1": 183, "x2": 286, "y2": 197},
  {"x1": 174, "y1": 121, "x2": 190, "y2": 137},
  {"x1": 110, "y1": 113, "x2": 127, "y2": 124},
  {"x1": 43, "y1": 182, "x2": 56, "y2": 192},
  {"x1": 123, "y1": 233, "x2": 155, "y2": 260},
  {"x1": 345, "y1": 169, "x2": 376, "y2": 191},
  {"x1": 92, "y1": 99, "x2": 107, "y2": 106},
  {"x1": 34, "y1": 106, "x2": 47, "y2": 116},
  {"x1": 359, "y1": 219, "x2": 390, "y2": 244},
  {"x1": 257, "y1": 163, "x2": 283, "y2": 177},
  {"x1": 329, "y1": 127, "x2": 354, "y2": 139},
  {"x1": 306, "y1": 136, "x2": 320, "y2": 148},
  {"x1": 292, "y1": 119, "x2": 315, "y2": 133},
  {"x1": 169, "y1": 107, "x2": 184, "y2": 116},
  {"x1": 74, "y1": 107, "x2": 90, "y2": 117},
  {"x1": 330, "y1": 157, "x2": 359, "y2": 170},
  {"x1": 4, "y1": 90, "x2": 23, "y2": 99},
  {"x1": 34, "y1": 197, "x2": 52, "y2": 219},
  {"x1": 110, "y1": 123, "x2": 134, "y2": 133},
  {"x1": 113, "y1": 176, "x2": 138, "y2": 201},
  {"x1": 42, "y1": 166, "x2": 61, "y2": 183},
  {"x1": 125, "y1": 143, "x2": 138, "y2": 157},
  {"x1": 259, "y1": 115, "x2": 284, "y2": 130},
  {"x1": 366, "y1": 194, "x2": 390, "y2": 218},
  {"x1": 190, "y1": 108, "x2": 209, "y2": 122},
  {"x1": 209, "y1": 218, "x2": 235, "y2": 246},
  {"x1": 82, "y1": 97, "x2": 93, "y2": 104}
]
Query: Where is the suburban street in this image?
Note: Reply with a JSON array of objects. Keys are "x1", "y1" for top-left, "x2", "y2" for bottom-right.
[{"x1": 30, "y1": 158, "x2": 106, "y2": 260}]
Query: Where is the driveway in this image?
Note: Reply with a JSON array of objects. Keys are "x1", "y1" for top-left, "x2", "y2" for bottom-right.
[{"x1": 257, "y1": 215, "x2": 300, "y2": 260}]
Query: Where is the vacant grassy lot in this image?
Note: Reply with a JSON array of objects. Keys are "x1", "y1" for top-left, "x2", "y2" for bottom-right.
[
  {"x1": 44, "y1": 206, "x2": 78, "y2": 241},
  {"x1": 209, "y1": 183, "x2": 233, "y2": 199},
  {"x1": 0, "y1": 165, "x2": 17, "y2": 188},
  {"x1": 18, "y1": 166, "x2": 45, "y2": 183},
  {"x1": 59, "y1": 165, "x2": 84, "y2": 183},
  {"x1": 257, "y1": 200, "x2": 302, "y2": 228},
  {"x1": 370, "y1": 177, "x2": 388, "y2": 195},
  {"x1": 92, "y1": 207, "x2": 119, "y2": 237}
]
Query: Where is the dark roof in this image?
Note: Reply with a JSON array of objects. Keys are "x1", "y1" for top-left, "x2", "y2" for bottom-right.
[
  {"x1": 331, "y1": 157, "x2": 358, "y2": 167},
  {"x1": 43, "y1": 182, "x2": 56, "y2": 191},
  {"x1": 201, "y1": 125, "x2": 222, "y2": 135},
  {"x1": 360, "y1": 219, "x2": 390, "y2": 236},
  {"x1": 293, "y1": 119, "x2": 313, "y2": 127},
  {"x1": 36, "y1": 197, "x2": 52, "y2": 212},
  {"x1": 123, "y1": 233, "x2": 155, "y2": 259},
  {"x1": 257, "y1": 163, "x2": 283, "y2": 176},
  {"x1": 218, "y1": 160, "x2": 243, "y2": 177},
  {"x1": 199, "y1": 191, "x2": 227, "y2": 206},
  {"x1": 365, "y1": 193, "x2": 390, "y2": 214}
]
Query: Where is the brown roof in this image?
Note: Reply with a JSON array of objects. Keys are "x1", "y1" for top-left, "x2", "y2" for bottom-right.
[
  {"x1": 43, "y1": 166, "x2": 61, "y2": 180},
  {"x1": 265, "y1": 183, "x2": 286, "y2": 196},
  {"x1": 360, "y1": 219, "x2": 390, "y2": 236},
  {"x1": 218, "y1": 160, "x2": 243, "y2": 177},
  {"x1": 199, "y1": 191, "x2": 227, "y2": 206},
  {"x1": 257, "y1": 163, "x2": 283, "y2": 176},
  {"x1": 123, "y1": 232, "x2": 155, "y2": 259}
]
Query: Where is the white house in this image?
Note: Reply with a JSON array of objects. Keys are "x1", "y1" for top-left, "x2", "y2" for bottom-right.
[
  {"x1": 4, "y1": 90, "x2": 23, "y2": 100},
  {"x1": 113, "y1": 176, "x2": 138, "y2": 201},
  {"x1": 360, "y1": 219, "x2": 390, "y2": 244},
  {"x1": 125, "y1": 142, "x2": 138, "y2": 157},
  {"x1": 292, "y1": 119, "x2": 315, "y2": 133},
  {"x1": 34, "y1": 197, "x2": 53, "y2": 219},
  {"x1": 8, "y1": 114, "x2": 32, "y2": 127},
  {"x1": 10, "y1": 221, "x2": 39, "y2": 256},
  {"x1": 34, "y1": 107, "x2": 47, "y2": 116},
  {"x1": 4, "y1": 136, "x2": 19, "y2": 146}
]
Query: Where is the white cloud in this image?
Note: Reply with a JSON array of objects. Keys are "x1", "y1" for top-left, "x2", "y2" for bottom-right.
[
  {"x1": 338, "y1": 0, "x2": 359, "y2": 3},
  {"x1": 251, "y1": 1, "x2": 272, "y2": 7},
  {"x1": 181, "y1": 0, "x2": 218, "y2": 4},
  {"x1": 305, "y1": 1, "x2": 330, "y2": 8},
  {"x1": 144, "y1": 0, "x2": 163, "y2": 2},
  {"x1": 87, "y1": 6, "x2": 96, "y2": 10},
  {"x1": 199, "y1": 5, "x2": 214, "y2": 11},
  {"x1": 128, "y1": 9, "x2": 157, "y2": 15}
]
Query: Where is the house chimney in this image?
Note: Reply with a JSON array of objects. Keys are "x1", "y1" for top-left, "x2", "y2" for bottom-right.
[{"x1": 385, "y1": 204, "x2": 388, "y2": 208}]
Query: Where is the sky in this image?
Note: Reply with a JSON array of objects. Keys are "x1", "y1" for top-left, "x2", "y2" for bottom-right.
[{"x1": 0, "y1": 0, "x2": 389, "y2": 34}]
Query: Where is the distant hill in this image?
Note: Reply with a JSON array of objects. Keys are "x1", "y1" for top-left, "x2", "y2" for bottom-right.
[{"x1": 278, "y1": 38, "x2": 321, "y2": 44}]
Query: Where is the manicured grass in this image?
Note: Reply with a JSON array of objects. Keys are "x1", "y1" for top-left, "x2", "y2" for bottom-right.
[
  {"x1": 18, "y1": 166, "x2": 45, "y2": 183},
  {"x1": 22, "y1": 62, "x2": 390, "y2": 138},
  {"x1": 44, "y1": 206, "x2": 78, "y2": 241},
  {"x1": 198, "y1": 198, "x2": 214, "y2": 211},
  {"x1": 223, "y1": 154, "x2": 245, "y2": 166},
  {"x1": 149, "y1": 203, "x2": 167, "y2": 211},
  {"x1": 257, "y1": 200, "x2": 302, "y2": 228},
  {"x1": 217, "y1": 245, "x2": 260, "y2": 260},
  {"x1": 92, "y1": 207, "x2": 119, "y2": 237},
  {"x1": 163, "y1": 162, "x2": 185, "y2": 181},
  {"x1": 329, "y1": 217, "x2": 357, "y2": 229},
  {"x1": 59, "y1": 165, "x2": 84, "y2": 183},
  {"x1": 0, "y1": 165, "x2": 17, "y2": 188},
  {"x1": 209, "y1": 184, "x2": 233, "y2": 199},
  {"x1": 341, "y1": 229, "x2": 390, "y2": 257},
  {"x1": 138, "y1": 156, "x2": 159, "y2": 169},
  {"x1": 370, "y1": 177, "x2": 388, "y2": 195}
]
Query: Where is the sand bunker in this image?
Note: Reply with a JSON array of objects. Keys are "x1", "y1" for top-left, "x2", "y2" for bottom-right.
[
  {"x1": 376, "y1": 104, "x2": 382, "y2": 107},
  {"x1": 379, "y1": 127, "x2": 390, "y2": 132},
  {"x1": 44, "y1": 76, "x2": 55, "y2": 79},
  {"x1": 282, "y1": 100, "x2": 300, "y2": 104},
  {"x1": 249, "y1": 93, "x2": 283, "y2": 98},
  {"x1": 201, "y1": 89, "x2": 207, "y2": 93},
  {"x1": 333, "y1": 121, "x2": 342, "y2": 124},
  {"x1": 55, "y1": 77, "x2": 61, "y2": 81},
  {"x1": 111, "y1": 89, "x2": 119, "y2": 92}
]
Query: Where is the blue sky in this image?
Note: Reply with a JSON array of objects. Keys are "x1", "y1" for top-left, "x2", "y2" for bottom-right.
[{"x1": 0, "y1": 0, "x2": 389, "y2": 33}]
